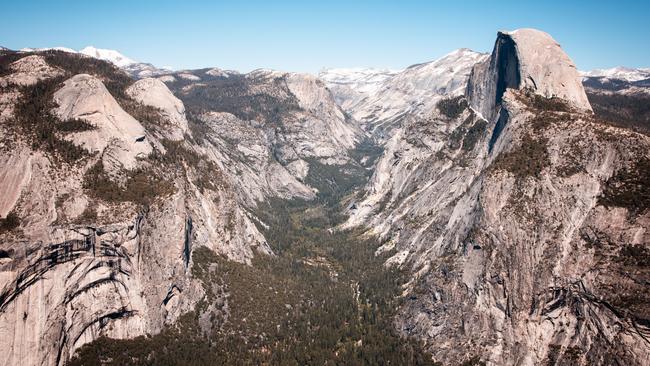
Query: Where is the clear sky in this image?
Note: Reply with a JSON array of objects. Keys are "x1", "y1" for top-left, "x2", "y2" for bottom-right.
[{"x1": 1, "y1": 0, "x2": 648, "y2": 73}]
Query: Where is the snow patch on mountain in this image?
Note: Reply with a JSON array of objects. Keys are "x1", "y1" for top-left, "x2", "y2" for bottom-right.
[
  {"x1": 325, "y1": 48, "x2": 488, "y2": 137},
  {"x1": 15, "y1": 46, "x2": 170, "y2": 78},
  {"x1": 19, "y1": 46, "x2": 77, "y2": 53},
  {"x1": 319, "y1": 67, "x2": 401, "y2": 92},
  {"x1": 79, "y1": 46, "x2": 136, "y2": 67},
  {"x1": 76, "y1": 47, "x2": 173, "y2": 78},
  {"x1": 581, "y1": 66, "x2": 650, "y2": 82},
  {"x1": 158, "y1": 75, "x2": 177, "y2": 83},
  {"x1": 318, "y1": 67, "x2": 401, "y2": 110},
  {"x1": 206, "y1": 68, "x2": 240, "y2": 78},
  {"x1": 176, "y1": 72, "x2": 201, "y2": 81}
]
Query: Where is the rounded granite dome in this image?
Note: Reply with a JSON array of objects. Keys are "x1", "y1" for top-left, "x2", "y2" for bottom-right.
[
  {"x1": 468, "y1": 28, "x2": 592, "y2": 122},
  {"x1": 503, "y1": 28, "x2": 591, "y2": 111}
]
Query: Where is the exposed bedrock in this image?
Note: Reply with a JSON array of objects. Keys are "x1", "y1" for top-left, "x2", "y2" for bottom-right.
[
  {"x1": 0, "y1": 205, "x2": 204, "y2": 366},
  {"x1": 468, "y1": 28, "x2": 592, "y2": 124},
  {"x1": 126, "y1": 77, "x2": 189, "y2": 140},
  {"x1": 347, "y1": 28, "x2": 650, "y2": 365}
]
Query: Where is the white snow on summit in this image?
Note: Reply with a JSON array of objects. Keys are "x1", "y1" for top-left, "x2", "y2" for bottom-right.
[
  {"x1": 19, "y1": 46, "x2": 77, "y2": 53},
  {"x1": 12, "y1": 45, "x2": 170, "y2": 78},
  {"x1": 581, "y1": 66, "x2": 650, "y2": 82},
  {"x1": 79, "y1": 46, "x2": 136, "y2": 67},
  {"x1": 206, "y1": 67, "x2": 240, "y2": 78},
  {"x1": 17, "y1": 46, "x2": 138, "y2": 69}
]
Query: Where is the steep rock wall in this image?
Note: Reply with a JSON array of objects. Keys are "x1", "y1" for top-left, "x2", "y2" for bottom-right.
[
  {"x1": 468, "y1": 29, "x2": 591, "y2": 124},
  {"x1": 348, "y1": 29, "x2": 650, "y2": 365}
]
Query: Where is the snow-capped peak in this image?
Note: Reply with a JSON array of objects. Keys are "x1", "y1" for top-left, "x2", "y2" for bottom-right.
[
  {"x1": 581, "y1": 66, "x2": 650, "y2": 82},
  {"x1": 16, "y1": 46, "x2": 137, "y2": 68},
  {"x1": 16, "y1": 45, "x2": 169, "y2": 78},
  {"x1": 79, "y1": 46, "x2": 136, "y2": 67},
  {"x1": 19, "y1": 46, "x2": 77, "y2": 53}
]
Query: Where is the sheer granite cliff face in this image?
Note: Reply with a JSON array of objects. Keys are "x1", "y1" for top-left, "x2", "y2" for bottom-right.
[
  {"x1": 347, "y1": 29, "x2": 650, "y2": 365},
  {"x1": 467, "y1": 28, "x2": 591, "y2": 123}
]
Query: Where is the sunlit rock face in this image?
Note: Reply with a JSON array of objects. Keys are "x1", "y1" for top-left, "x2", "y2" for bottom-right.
[
  {"x1": 323, "y1": 48, "x2": 488, "y2": 139},
  {"x1": 1, "y1": 51, "x2": 341, "y2": 366},
  {"x1": 0, "y1": 44, "x2": 372, "y2": 365},
  {"x1": 189, "y1": 68, "x2": 364, "y2": 164},
  {"x1": 0, "y1": 55, "x2": 64, "y2": 87},
  {"x1": 468, "y1": 28, "x2": 591, "y2": 122},
  {"x1": 126, "y1": 77, "x2": 189, "y2": 140},
  {"x1": 347, "y1": 29, "x2": 650, "y2": 365},
  {"x1": 54, "y1": 74, "x2": 153, "y2": 170}
]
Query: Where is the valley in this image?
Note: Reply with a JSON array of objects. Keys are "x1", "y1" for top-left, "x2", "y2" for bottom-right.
[
  {"x1": 69, "y1": 159, "x2": 441, "y2": 365},
  {"x1": 1, "y1": 27, "x2": 649, "y2": 366}
]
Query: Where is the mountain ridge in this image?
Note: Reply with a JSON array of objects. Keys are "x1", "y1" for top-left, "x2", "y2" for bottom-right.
[{"x1": 8, "y1": 44, "x2": 648, "y2": 85}]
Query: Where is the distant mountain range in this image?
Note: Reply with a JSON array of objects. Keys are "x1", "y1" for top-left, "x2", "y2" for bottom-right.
[
  {"x1": 4, "y1": 44, "x2": 648, "y2": 87},
  {"x1": 6, "y1": 46, "x2": 172, "y2": 78},
  {"x1": 581, "y1": 66, "x2": 650, "y2": 82}
]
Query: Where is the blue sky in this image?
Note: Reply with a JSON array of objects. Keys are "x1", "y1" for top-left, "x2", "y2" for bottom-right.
[{"x1": 1, "y1": 0, "x2": 648, "y2": 73}]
